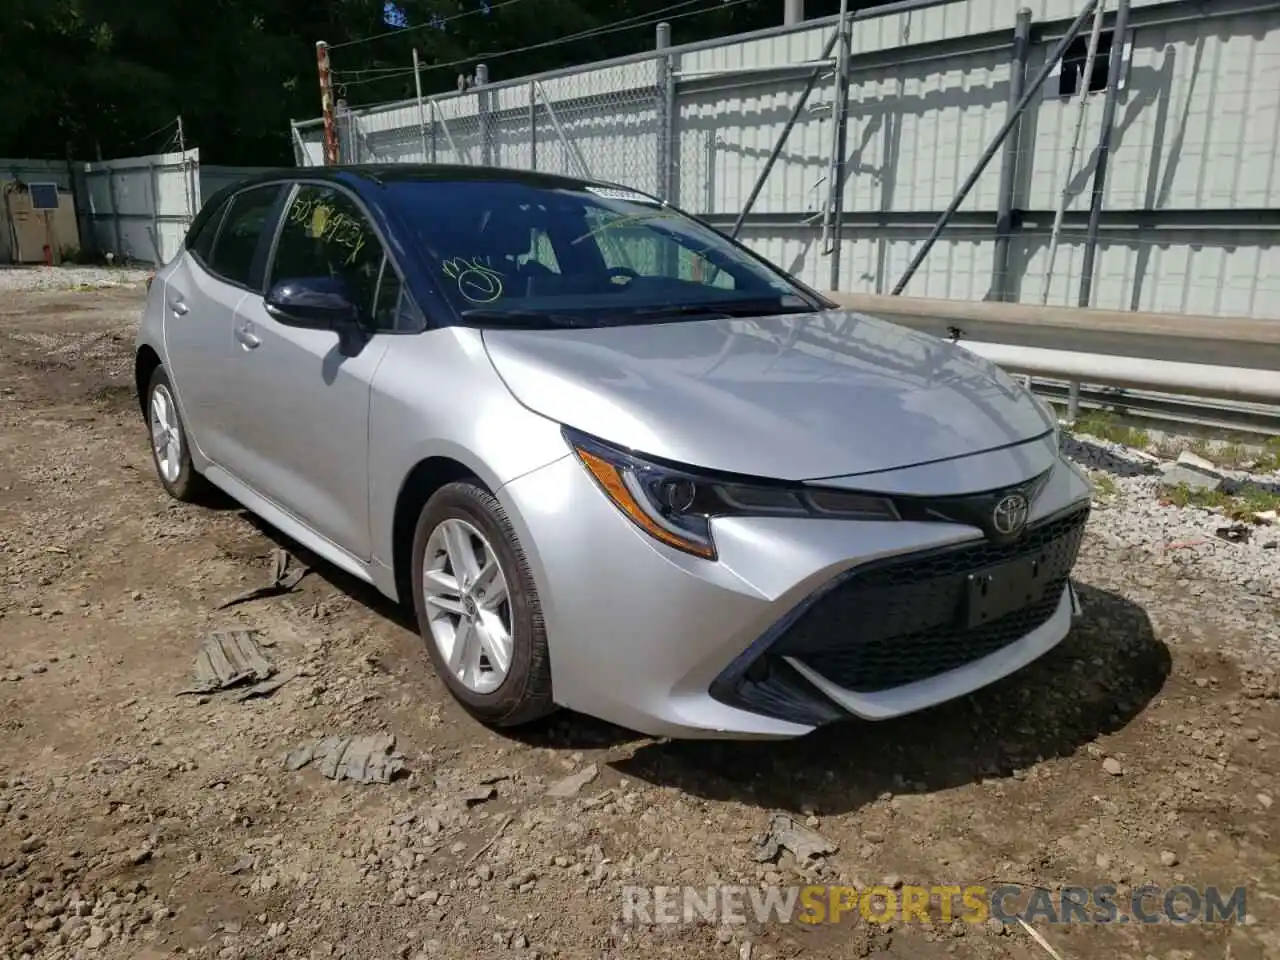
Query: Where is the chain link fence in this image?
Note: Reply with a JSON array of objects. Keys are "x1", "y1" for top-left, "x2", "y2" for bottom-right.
[{"x1": 313, "y1": 58, "x2": 667, "y2": 198}]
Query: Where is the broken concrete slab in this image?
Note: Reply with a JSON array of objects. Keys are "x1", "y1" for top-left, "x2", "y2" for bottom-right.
[
  {"x1": 751, "y1": 813, "x2": 837, "y2": 864},
  {"x1": 546, "y1": 764, "x2": 599, "y2": 798},
  {"x1": 178, "y1": 630, "x2": 275, "y2": 695},
  {"x1": 285, "y1": 734, "x2": 406, "y2": 784},
  {"x1": 1159, "y1": 451, "x2": 1224, "y2": 493},
  {"x1": 461, "y1": 785, "x2": 497, "y2": 806},
  {"x1": 233, "y1": 670, "x2": 297, "y2": 702}
]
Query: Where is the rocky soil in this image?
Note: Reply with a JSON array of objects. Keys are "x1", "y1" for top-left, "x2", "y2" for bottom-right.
[{"x1": 1, "y1": 280, "x2": 1277, "y2": 960}]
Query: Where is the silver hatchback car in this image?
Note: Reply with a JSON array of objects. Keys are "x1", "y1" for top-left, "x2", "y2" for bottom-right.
[{"x1": 135, "y1": 165, "x2": 1091, "y2": 740}]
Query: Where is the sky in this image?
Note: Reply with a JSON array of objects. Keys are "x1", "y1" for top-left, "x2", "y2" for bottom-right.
[{"x1": 383, "y1": 2, "x2": 495, "y2": 28}]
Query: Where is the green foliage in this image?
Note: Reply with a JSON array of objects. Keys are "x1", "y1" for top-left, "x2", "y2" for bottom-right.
[
  {"x1": 1071, "y1": 411, "x2": 1150, "y2": 449},
  {"x1": 0, "y1": 0, "x2": 864, "y2": 166}
]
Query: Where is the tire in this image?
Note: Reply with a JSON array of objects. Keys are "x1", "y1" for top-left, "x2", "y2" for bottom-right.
[
  {"x1": 145, "y1": 366, "x2": 207, "y2": 503},
  {"x1": 411, "y1": 481, "x2": 554, "y2": 727}
]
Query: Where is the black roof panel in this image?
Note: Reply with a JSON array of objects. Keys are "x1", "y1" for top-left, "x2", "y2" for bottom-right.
[{"x1": 229, "y1": 163, "x2": 613, "y2": 193}]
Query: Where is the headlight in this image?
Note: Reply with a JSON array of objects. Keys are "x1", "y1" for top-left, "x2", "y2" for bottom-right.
[{"x1": 564, "y1": 428, "x2": 899, "y2": 560}]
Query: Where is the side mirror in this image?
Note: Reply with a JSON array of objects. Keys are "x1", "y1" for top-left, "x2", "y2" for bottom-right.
[{"x1": 264, "y1": 276, "x2": 360, "y2": 329}]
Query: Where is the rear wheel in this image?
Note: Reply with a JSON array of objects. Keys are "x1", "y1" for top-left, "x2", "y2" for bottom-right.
[
  {"x1": 411, "y1": 481, "x2": 554, "y2": 727},
  {"x1": 146, "y1": 366, "x2": 207, "y2": 503}
]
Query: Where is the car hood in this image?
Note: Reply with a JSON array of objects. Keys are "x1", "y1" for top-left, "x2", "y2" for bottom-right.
[{"x1": 481, "y1": 310, "x2": 1053, "y2": 481}]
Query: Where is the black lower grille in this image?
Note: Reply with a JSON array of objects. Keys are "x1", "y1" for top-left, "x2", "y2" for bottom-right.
[
  {"x1": 775, "y1": 507, "x2": 1088, "y2": 692},
  {"x1": 708, "y1": 506, "x2": 1091, "y2": 724}
]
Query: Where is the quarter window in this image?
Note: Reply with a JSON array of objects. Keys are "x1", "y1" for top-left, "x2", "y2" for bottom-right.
[
  {"x1": 187, "y1": 197, "x2": 228, "y2": 264},
  {"x1": 269, "y1": 185, "x2": 385, "y2": 323},
  {"x1": 207, "y1": 186, "x2": 283, "y2": 288}
]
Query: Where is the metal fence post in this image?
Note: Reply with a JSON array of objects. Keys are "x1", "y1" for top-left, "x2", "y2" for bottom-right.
[
  {"x1": 64, "y1": 143, "x2": 91, "y2": 257},
  {"x1": 992, "y1": 9, "x2": 1032, "y2": 302},
  {"x1": 529, "y1": 80, "x2": 538, "y2": 170},
  {"x1": 892, "y1": 0, "x2": 1101, "y2": 296},
  {"x1": 316, "y1": 41, "x2": 339, "y2": 166},
  {"x1": 827, "y1": 2, "x2": 853, "y2": 291},
  {"x1": 412, "y1": 49, "x2": 431, "y2": 163},
  {"x1": 1071, "y1": 0, "x2": 1131, "y2": 419},
  {"x1": 334, "y1": 100, "x2": 351, "y2": 163},
  {"x1": 1077, "y1": 0, "x2": 1130, "y2": 311},
  {"x1": 147, "y1": 158, "x2": 163, "y2": 264},
  {"x1": 476, "y1": 63, "x2": 491, "y2": 167},
  {"x1": 655, "y1": 22, "x2": 673, "y2": 201},
  {"x1": 105, "y1": 167, "x2": 124, "y2": 261},
  {"x1": 1042, "y1": 0, "x2": 1107, "y2": 306}
]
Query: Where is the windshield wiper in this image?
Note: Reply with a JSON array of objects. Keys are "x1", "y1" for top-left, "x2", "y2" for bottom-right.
[
  {"x1": 460, "y1": 308, "x2": 594, "y2": 329},
  {"x1": 623, "y1": 298, "x2": 814, "y2": 321}
]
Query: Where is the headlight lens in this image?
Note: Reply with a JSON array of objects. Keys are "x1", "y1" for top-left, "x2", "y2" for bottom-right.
[{"x1": 564, "y1": 428, "x2": 899, "y2": 560}]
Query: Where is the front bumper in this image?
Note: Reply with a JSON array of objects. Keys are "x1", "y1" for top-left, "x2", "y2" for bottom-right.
[{"x1": 498, "y1": 441, "x2": 1092, "y2": 740}]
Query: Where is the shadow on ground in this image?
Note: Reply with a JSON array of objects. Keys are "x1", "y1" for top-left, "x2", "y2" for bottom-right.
[
  {"x1": 1060, "y1": 435, "x2": 1156, "y2": 478},
  {"x1": 610, "y1": 582, "x2": 1170, "y2": 815},
  {"x1": 237, "y1": 509, "x2": 1172, "y2": 790}
]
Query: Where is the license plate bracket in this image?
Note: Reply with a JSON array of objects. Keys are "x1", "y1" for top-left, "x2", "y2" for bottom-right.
[{"x1": 965, "y1": 554, "x2": 1048, "y2": 628}]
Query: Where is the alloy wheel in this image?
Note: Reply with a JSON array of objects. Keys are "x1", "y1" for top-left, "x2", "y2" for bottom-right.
[
  {"x1": 149, "y1": 383, "x2": 183, "y2": 484},
  {"x1": 420, "y1": 518, "x2": 514, "y2": 695}
]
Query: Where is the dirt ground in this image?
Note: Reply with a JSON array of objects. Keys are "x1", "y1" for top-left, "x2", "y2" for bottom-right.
[{"x1": 1, "y1": 280, "x2": 1277, "y2": 960}]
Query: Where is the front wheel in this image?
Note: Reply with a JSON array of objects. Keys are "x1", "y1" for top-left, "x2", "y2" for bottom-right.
[
  {"x1": 145, "y1": 367, "x2": 208, "y2": 503},
  {"x1": 410, "y1": 481, "x2": 554, "y2": 727}
]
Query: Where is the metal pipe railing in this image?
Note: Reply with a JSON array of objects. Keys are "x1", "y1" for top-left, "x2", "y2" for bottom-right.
[{"x1": 823, "y1": 290, "x2": 1280, "y2": 405}]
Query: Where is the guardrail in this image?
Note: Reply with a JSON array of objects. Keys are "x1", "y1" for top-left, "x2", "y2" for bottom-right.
[{"x1": 823, "y1": 293, "x2": 1280, "y2": 408}]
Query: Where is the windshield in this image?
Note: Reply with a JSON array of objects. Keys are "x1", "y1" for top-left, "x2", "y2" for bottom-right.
[{"x1": 382, "y1": 178, "x2": 820, "y2": 327}]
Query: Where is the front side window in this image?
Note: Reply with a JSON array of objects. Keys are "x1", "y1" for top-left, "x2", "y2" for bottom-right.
[
  {"x1": 207, "y1": 185, "x2": 283, "y2": 288},
  {"x1": 382, "y1": 178, "x2": 817, "y2": 328},
  {"x1": 269, "y1": 184, "x2": 389, "y2": 325}
]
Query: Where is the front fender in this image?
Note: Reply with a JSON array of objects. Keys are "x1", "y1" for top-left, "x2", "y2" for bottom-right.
[{"x1": 366, "y1": 326, "x2": 570, "y2": 576}]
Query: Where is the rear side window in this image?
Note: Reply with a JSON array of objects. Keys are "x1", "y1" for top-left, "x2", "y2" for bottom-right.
[
  {"x1": 188, "y1": 199, "x2": 227, "y2": 264},
  {"x1": 207, "y1": 185, "x2": 283, "y2": 289}
]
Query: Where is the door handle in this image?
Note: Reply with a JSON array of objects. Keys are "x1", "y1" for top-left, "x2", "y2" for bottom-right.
[
  {"x1": 168, "y1": 299, "x2": 189, "y2": 316},
  {"x1": 235, "y1": 325, "x2": 261, "y2": 349}
]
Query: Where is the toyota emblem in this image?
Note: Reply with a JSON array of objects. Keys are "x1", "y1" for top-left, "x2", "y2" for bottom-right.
[{"x1": 991, "y1": 493, "x2": 1030, "y2": 537}]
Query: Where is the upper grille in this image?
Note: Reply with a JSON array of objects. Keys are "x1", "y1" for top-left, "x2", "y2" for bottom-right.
[{"x1": 773, "y1": 506, "x2": 1088, "y2": 693}]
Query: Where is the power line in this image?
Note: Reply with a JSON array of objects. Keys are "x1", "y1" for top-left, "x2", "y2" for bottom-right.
[
  {"x1": 334, "y1": 0, "x2": 715, "y2": 81},
  {"x1": 329, "y1": 0, "x2": 531, "y2": 51},
  {"x1": 336, "y1": 0, "x2": 751, "y2": 89},
  {"x1": 124, "y1": 116, "x2": 179, "y2": 150}
]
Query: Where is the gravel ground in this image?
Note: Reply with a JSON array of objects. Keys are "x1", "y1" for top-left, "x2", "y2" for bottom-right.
[
  {"x1": 1065, "y1": 434, "x2": 1280, "y2": 620},
  {"x1": 1, "y1": 285, "x2": 1277, "y2": 960},
  {"x1": 0, "y1": 265, "x2": 151, "y2": 292}
]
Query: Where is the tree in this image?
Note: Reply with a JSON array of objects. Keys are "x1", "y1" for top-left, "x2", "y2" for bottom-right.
[{"x1": 0, "y1": 0, "x2": 865, "y2": 165}]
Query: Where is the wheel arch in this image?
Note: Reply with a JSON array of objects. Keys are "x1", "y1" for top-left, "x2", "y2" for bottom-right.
[
  {"x1": 134, "y1": 344, "x2": 163, "y2": 418},
  {"x1": 390, "y1": 456, "x2": 489, "y2": 608}
]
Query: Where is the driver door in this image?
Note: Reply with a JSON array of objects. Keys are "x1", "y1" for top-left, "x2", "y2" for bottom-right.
[{"x1": 222, "y1": 183, "x2": 393, "y2": 561}]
